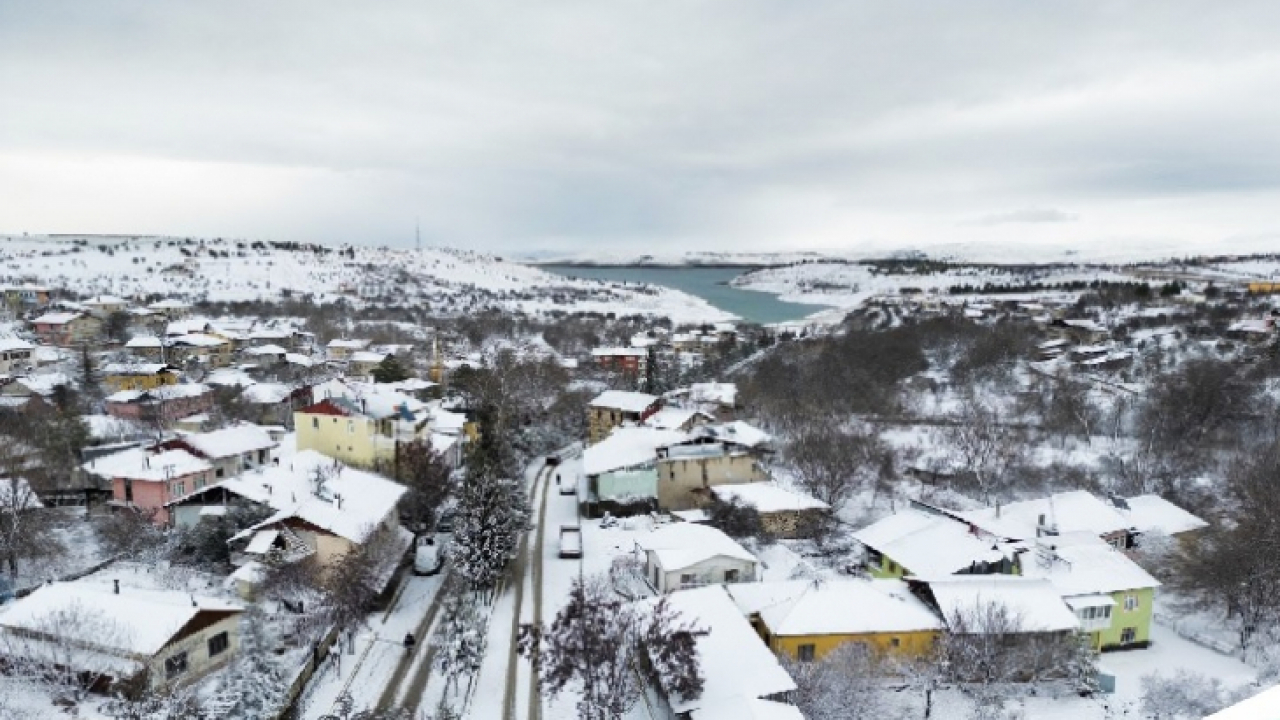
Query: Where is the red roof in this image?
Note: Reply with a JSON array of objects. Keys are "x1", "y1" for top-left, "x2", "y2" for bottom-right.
[{"x1": 299, "y1": 398, "x2": 352, "y2": 417}]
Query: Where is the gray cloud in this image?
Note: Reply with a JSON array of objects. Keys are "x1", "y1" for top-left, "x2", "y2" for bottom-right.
[
  {"x1": 973, "y1": 209, "x2": 1079, "y2": 226},
  {"x1": 3, "y1": 1, "x2": 1280, "y2": 256}
]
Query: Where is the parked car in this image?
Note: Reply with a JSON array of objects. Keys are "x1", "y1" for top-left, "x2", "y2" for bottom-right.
[
  {"x1": 545, "y1": 454, "x2": 561, "y2": 467},
  {"x1": 558, "y1": 525, "x2": 583, "y2": 559},
  {"x1": 414, "y1": 535, "x2": 446, "y2": 575},
  {"x1": 558, "y1": 472, "x2": 576, "y2": 496},
  {"x1": 436, "y1": 507, "x2": 457, "y2": 533}
]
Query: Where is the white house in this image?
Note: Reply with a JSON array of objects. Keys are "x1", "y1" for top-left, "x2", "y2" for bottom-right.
[
  {"x1": 169, "y1": 424, "x2": 278, "y2": 481},
  {"x1": 0, "y1": 338, "x2": 35, "y2": 375},
  {"x1": 639, "y1": 585, "x2": 798, "y2": 720},
  {"x1": 0, "y1": 581, "x2": 243, "y2": 696},
  {"x1": 635, "y1": 523, "x2": 759, "y2": 593}
]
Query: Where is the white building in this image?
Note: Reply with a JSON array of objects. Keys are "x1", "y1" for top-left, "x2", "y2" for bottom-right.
[{"x1": 635, "y1": 523, "x2": 759, "y2": 593}]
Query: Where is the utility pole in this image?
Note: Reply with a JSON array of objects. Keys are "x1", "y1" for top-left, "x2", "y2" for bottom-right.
[{"x1": 415, "y1": 217, "x2": 421, "y2": 252}]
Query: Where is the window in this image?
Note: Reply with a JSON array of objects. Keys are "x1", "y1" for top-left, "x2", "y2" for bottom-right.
[
  {"x1": 724, "y1": 569, "x2": 739, "y2": 583},
  {"x1": 890, "y1": 637, "x2": 901, "y2": 648},
  {"x1": 195, "y1": 477, "x2": 206, "y2": 490},
  {"x1": 1124, "y1": 595, "x2": 1139, "y2": 612},
  {"x1": 208, "y1": 632, "x2": 229, "y2": 656},
  {"x1": 172, "y1": 481, "x2": 185, "y2": 497},
  {"x1": 165, "y1": 651, "x2": 189, "y2": 679},
  {"x1": 347, "y1": 420, "x2": 355, "y2": 434},
  {"x1": 312, "y1": 418, "x2": 319, "y2": 430},
  {"x1": 1120, "y1": 627, "x2": 1137, "y2": 644},
  {"x1": 797, "y1": 644, "x2": 816, "y2": 662},
  {"x1": 215, "y1": 468, "x2": 225, "y2": 479},
  {"x1": 680, "y1": 573, "x2": 697, "y2": 588}
]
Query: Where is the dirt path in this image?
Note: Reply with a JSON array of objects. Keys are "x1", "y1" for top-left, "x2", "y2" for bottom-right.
[{"x1": 374, "y1": 571, "x2": 455, "y2": 712}]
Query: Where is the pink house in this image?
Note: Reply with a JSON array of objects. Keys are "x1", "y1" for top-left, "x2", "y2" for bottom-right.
[{"x1": 84, "y1": 447, "x2": 214, "y2": 525}]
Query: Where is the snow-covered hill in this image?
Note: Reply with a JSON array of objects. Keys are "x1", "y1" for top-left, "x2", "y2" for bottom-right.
[{"x1": 0, "y1": 235, "x2": 733, "y2": 324}]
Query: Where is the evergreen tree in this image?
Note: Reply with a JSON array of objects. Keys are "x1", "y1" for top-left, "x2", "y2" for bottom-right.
[
  {"x1": 447, "y1": 403, "x2": 530, "y2": 594},
  {"x1": 76, "y1": 344, "x2": 103, "y2": 409},
  {"x1": 370, "y1": 355, "x2": 410, "y2": 383},
  {"x1": 216, "y1": 606, "x2": 288, "y2": 719}
]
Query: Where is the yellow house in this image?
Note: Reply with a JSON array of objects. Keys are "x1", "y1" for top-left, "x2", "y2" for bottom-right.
[
  {"x1": 727, "y1": 578, "x2": 944, "y2": 663},
  {"x1": 101, "y1": 363, "x2": 181, "y2": 393},
  {"x1": 293, "y1": 387, "x2": 431, "y2": 470}
]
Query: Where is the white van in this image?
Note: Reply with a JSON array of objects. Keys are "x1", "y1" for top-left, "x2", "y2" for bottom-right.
[{"x1": 414, "y1": 535, "x2": 445, "y2": 576}]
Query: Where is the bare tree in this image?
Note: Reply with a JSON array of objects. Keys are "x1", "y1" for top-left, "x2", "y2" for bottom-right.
[
  {"x1": 938, "y1": 600, "x2": 1092, "y2": 704},
  {"x1": 394, "y1": 440, "x2": 454, "y2": 534},
  {"x1": 940, "y1": 399, "x2": 1027, "y2": 504},
  {"x1": 518, "y1": 574, "x2": 707, "y2": 720},
  {"x1": 779, "y1": 642, "x2": 896, "y2": 720},
  {"x1": 0, "y1": 475, "x2": 60, "y2": 582},
  {"x1": 788, "y1": 421, "x2": 886, "y2": 511},
  {"x1": 0, "y1": 600, "x2": 134, "y2": 705},
  {"x1": 1140, "y1": 669, "x2": 1231, "y2": 719}
]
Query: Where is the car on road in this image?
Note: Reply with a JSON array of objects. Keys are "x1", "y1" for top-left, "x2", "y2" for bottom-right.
[
  {"x1": 558, "y1": 525, "x2": 583, "y2": 559},
  {"x1": 414, "y1": 535, "x2": 446, "y2": 575},
  {"x1": 545, "y1": 454, "x2": 561, "y2": 467},
  {"x1": 557, "y1": 472, "x2": 577, "y2": 496}
]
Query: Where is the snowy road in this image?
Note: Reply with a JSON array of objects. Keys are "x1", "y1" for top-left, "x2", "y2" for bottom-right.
[{"x1": 298, "y1": 571, "x2": 449, "y2": 719}]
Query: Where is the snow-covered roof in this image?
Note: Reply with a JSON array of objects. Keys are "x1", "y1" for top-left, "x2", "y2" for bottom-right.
[
  {"x1": 349, "y1": 350, "x2": 390, "y2": 364},
  {"x1": 588, "y1": 390, "x2": 659, "y2": 413},
  {"x1": 205, "y1": 367, "x2": 258, "y2": 388},
  {"x1": 182, "y1": 424, "x2": 277, "y2": 459},
  {"x1": 172, "y1": 332, "x2": 228, "y2": 347},
  {"x1": 636, "y1": 523, "x2": 757, "y2": 571},
  {"x1": 104, "y1": 383, "x2": 211, "y2": 404},
  {"x1": 100, "y1": 362, "x2": 175, "y2": 376},
  {"x1": 31, "y1": 311, "x2": 83, "y2": 325},
  {"x1": 0, "y1": 337, "x2": 33, "y2": 352},
  {"x1": 216, "y1": 450, "x2": 407, "y2": 543},
  {"x1": 642, "y1": 586, "x2": 796, "y2": 715},
  {"x1": 0, "y1": 581, "x2": 242, "y2": 658},
  {"x1": 1123, "y1": 494, "x2": 1209, "y2": 536},
  {"x1": 285, "y1": 352, "x2": 314, "y2": 367},
  {"x1": 86, "y1": 447, "x2": 212, "y2": 481},
  {"x1": 241, "y1": 382, "x2": 293, "y2": 404},
  {"x1": 591, "y1": 346, "x2": 647, "y2": 358},
  {"x1": 728, "y1": 579, "x2": 942, "y2": 636},
  {"x1": 644, "y1": 407, "x2": 705, "y2": 430},
  {"x1": 958, "y1": 491, "x2": 1134, "y2": 541},
  {"x1": 83, "y1": 294, "x2": 126, "y2": 305},
  {"x1": 583, "y1": 427, "x2": 687, "y2": 476},
  {"x1": 923, "y1": 576, "x2": 1081, "y2": 633},
  {"x1": 1228, "y1": 318, "x2": 1274, "y2": 334},
  {"x1": 691, "y1": 698, "x2": 804, "y2": 720},
  {"x1": 853, "y1": 509, "x2": 1017, "y2": 577},
  {"x1": 327, "y1": 338, "x2": 370, "y2": 349},
  {"x1": 709, "y1": 482, "x2": 827, "y2": 513},
  {"x1": 687, "y1": 382, "x2": 738, "y2": 407},
  {"x1": 688, "y1": 421, "x2": 771, "y2": 449},
  {"x1": 1021, "y1": 541, "x2": 1160, "y2": 596},
  {"x1": 124, "y1": 335, "x2": 163, "y2": 348},
  {"x1": 243, "y1": 343, "x2": 288, "y2": 356}
]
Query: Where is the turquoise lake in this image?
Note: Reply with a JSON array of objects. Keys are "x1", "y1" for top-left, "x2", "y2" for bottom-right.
[{"x1": 539, "y1": 265, "x2": 828, "y2": 325}]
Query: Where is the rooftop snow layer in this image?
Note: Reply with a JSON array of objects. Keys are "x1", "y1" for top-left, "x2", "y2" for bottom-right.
[{"x1": 636, "y1": 523, "x2": 757, "y2": 571}]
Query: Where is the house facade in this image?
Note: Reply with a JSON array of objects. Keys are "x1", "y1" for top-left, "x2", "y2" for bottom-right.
[
  {"x1": 0, "y1": 338, "x2": 35, "y2": 375},
  {"x1": 85, "y1": 447, "x2": 215, "y2": 525},
  {"x1": 31, "y1": 312, "x2": 103, "y2": 347},
  {"x1": 101, "y1": 363, "x2": 181, "y2": 393},
  {"x1": 587, "y1": 390, "x2": 661, "y2": 445},
  {"x1": 636, "y1": 523, "x2": 759, "y2": 593}
]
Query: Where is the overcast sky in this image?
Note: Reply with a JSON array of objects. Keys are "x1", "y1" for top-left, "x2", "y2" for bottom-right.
[{"x1": 4, "y1": 2, "x2": 1280, "y2": 259}]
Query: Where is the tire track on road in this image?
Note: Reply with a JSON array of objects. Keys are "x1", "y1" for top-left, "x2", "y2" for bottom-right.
[
  {"x1": 374, "y1": 571, "x2": 454, "y2": 712},
  {"x1": 526, "y1": 467, "x2": 551, "y2": 720}
]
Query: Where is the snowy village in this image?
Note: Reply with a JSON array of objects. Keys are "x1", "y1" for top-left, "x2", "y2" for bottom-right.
[
  {"x1": 11, "y1": 4, "x2": 1280, "y2": 718},
  {"x1": 0, "y1": 235, "x2": 1273, "y2": 720}
]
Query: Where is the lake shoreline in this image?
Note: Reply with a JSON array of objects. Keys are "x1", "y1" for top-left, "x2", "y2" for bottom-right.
[{"x1": 539, "y1": 264, "x2": 832, "y2": 325}]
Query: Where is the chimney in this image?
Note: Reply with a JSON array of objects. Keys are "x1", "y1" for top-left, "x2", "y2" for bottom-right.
[
  {"x1": 336, "y1": 494, "x2": 343, "y2": 509},
  {"x1": 113, "y1": 579, "x2": 120, "y2": 595},
  {"x1": 190, "y1": 595, "x2": 197, "y2": 607}
]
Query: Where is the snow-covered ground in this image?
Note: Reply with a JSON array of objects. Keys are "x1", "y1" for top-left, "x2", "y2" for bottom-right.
[{"x1": 0, "y1": 235, "x2": 733, "y2": 324}]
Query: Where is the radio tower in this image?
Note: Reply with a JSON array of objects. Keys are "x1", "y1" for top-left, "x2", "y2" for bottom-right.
[{"x1": 415, "y1": 217, "x2": 421, "y2": 251}]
